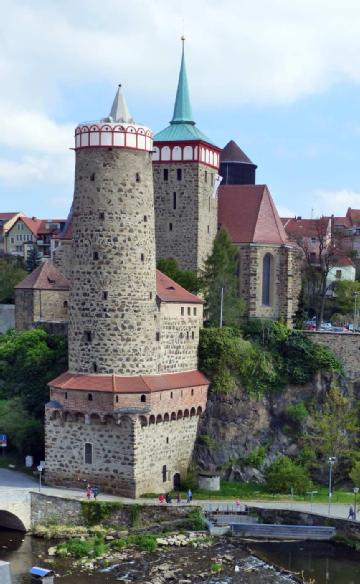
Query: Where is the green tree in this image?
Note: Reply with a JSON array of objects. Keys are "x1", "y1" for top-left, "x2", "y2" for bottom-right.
[
  {"x1": 0, "y1": 329, "x2": 67, "y2": 419},
  {"x1": 0, "y1": 255, "x2": 27, "y2": 303},
  {"x1": 350, "y1": 461, "x2": 360, "y2": 488},
  {"x1": 0, "y1": 398, "x2": 43, "y2": 459},
  {"x1": 201, "y1": 228, "x2": 244, "y2": 326},
  {"x1": 265, "y1": 456, "x2": 311, "y2": 494},
  {"x1": 157, "y1": 257, "x2": 201, "y2": 294},
  {"x1": 332, "y1": 279, "x2": 360, "y2": 317},
  {"x1": 26, "y1": 245, "x2": 42, "y2": 273},
  {"x1": 304, "y1": 384, "x2": 359, "y2": 481}
]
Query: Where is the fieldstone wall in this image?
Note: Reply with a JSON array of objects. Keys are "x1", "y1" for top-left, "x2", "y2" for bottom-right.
[
  {"x1": 158, "y1": 302, "x2": 203, "y2": 372},
  {"x1": 303, "y1": 331, "x2": 360, "y2": 381},
  {"x1": 53, "y1": 239, "x2": 73, "y2": 280},
  {"x1": 153, "y1": 162, "x2": 217, "y2": 272},
  {"x1": 30, "y1": 492, "x2": 194, "y2": 528},
  {"x1": 69, "y1": 147, "x2": 158, "y2": 375},
  {"x1": 15, "y1": 289, "x2": 68, "y2": 330},
  {"x1": 237, "y1": 243, "x2": 301, "y2": 326}
]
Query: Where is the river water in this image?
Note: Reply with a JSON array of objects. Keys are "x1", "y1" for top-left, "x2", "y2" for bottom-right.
[{"x1": 1, "y1": 529, "x2": 360, "y2": 584}]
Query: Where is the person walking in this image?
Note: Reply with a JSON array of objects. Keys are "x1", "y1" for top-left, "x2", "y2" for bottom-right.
[
  {"x1": 159, "y1": 494, "x2": 165, "y2": 504},
  {"x1": 348, "y1": 505, "x2": 355, "y2": 520},
  {"x1": 92, "y1": 486, "x2": 99, "y2": 500},
  {"x1": 187, "y1": 489, "x2": 193, "y2": 503},
  {"x1": 85, "y1": 484, "x2": 92, "y2": 500}
]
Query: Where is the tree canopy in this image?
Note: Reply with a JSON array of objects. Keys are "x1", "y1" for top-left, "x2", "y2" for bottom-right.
[
  {"x1": 0, "y1": 255, "x2": 27, "y2": 303},
  {"x1": 157, "y1": 258, "x2": 201, "y2": 294},
  {"x1": 26, "y1": 246, "x2": 42, "y2": 273}
]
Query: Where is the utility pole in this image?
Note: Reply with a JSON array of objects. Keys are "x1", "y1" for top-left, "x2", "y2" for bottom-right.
[{"x1": 328, "y1": 457, "x2": 336, "y2": 516}]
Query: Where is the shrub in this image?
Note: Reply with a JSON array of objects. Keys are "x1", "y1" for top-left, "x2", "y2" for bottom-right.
[
  {"x1": 186, "y1": 508, "x2": 206, "y2": 530},
  {"x1": 265, "y1": 456, "x2": 311, "y2": 494},
  {"x1": 80, "y1": 501, "x2": 122, "y2": 525},
  {"x1": 56, "y1": 535, "x2": 107, "y2": 558},
  {"x1": 211, "y1": 563, "x2": 222, "y2": 573},
  {"x1": 285, "y1": 402, "x2": 309, "y2": 426},
  {"x1": 350, "y1": 461, "x2": 360, "y2": 487},
  {"x1": 241, "y1": 446, "x2": 267, "y2": 469},
  {"x1": 110, "y1": 534, "x2": 158, "y2": 552}
]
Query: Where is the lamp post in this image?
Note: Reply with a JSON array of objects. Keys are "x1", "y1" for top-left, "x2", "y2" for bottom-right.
[
  {"x1": 328, "y1": 457, "x2": 336, "y2": 516},
  {"x1": 307, "y1": 490, "x2": 318, "y2": 513},
  {"x1": 37, "y1": 464, "x2": 43, "y2": 492},
  {"x1": 353, "y1": 487, "x2": 359, "y2": 520}
]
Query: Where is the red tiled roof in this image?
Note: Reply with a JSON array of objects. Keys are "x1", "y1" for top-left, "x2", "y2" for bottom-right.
[
  {"x1": 282, "y1": 217, "x2": 331, "y2": 239},
  {"x1": 156, "y1": 270, "x2": 202, "y2": 304},
  {"x1": 220, "y1": 140, "x2": 254, "y2": 165},
  {"x1": 49, "y1": 369, "x2": 209, "y2": 393},
  {"x1": 347, "y1": 208, "x2": 360, "y2": 224},
  {"x1": 218, "y1": 184, "x2": 287, "y2": 244},
  {"x1": 334, "y1": 216, "x2": 351, "y2": 228},
  {"x1": 15, "y1": 261, "x2": 70, "y2": 290},
  {"x1": 333, "y1": 254, "x2": 355, "y2": 267},
  {"x1": 0, "y1": 212, "x2": 21, "y2": 221},
  {"x1": 12, "y1": 216, "x2": 66, "y2": 237}
]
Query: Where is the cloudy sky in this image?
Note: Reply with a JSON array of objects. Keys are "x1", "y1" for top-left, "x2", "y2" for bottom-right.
[{"x1": 2, "y1": 0, "x2": 360, "y2": 219}]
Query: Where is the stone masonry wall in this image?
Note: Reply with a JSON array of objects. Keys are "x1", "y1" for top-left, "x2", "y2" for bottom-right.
[
  {"x1": 158, "y1": 302, "x2": 203, "y2": 372},
  {"x1": 30, "y1": 492, "x2": 193, "y2": 529},
  {"x1": 15, "y1": 289, "x2": 34, "y2": 330},
  {"x1": 45, "y1": 411, "x2": 136, "y2": 497},
  {"x1": 237, "y1": 244, "x2": 300, "y2": 326},
  {"x1": 53, "y1": 239, "x2": 73, "y2": 280},
  {"x1": 303, "y1": 331, "x2": 360, "y2": 381},
  {"x1": 69, "y1": 148, "x2": 158, "y2": 376},
  {"x1": 153, "y1": 162, "x2": 217, "y2": 272}
]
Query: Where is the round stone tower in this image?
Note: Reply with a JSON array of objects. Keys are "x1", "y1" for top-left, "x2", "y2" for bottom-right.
[{"x1": 68, "y1": 86, "x2": 158, "y2": 375}]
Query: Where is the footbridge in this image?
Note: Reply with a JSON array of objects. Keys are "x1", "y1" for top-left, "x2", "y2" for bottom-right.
[{"x1": 0, "y1": 488, "x2": 31, "y2": 531}]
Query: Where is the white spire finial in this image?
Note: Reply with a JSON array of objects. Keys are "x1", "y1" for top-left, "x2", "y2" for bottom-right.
[{"x1": 107, "y1": 84, "x2": 134, "y2": 123}]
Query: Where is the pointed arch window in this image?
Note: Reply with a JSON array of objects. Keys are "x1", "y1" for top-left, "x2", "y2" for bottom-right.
[{"x1": 262, "y1": 253, "x2": 272, "y2": 306}]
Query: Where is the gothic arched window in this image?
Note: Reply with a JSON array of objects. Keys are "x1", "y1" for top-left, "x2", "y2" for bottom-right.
[{"x1": 262, "y1": 253, "x2": 272, "y2": 306}]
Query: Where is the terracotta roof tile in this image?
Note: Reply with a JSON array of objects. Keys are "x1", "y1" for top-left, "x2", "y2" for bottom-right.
[
  {"x1": 347, "y1": 208, "x2": 360, "y2": 224},
  {"x1": 49, "y1": 370, "x2": 209, "y2": 393},
  {"x1": 15, "y1": 261, "x2": 70, "y2": 290},
  {"x1": 156, "y1": 270, "x2": 202, "y2": 304},
  {"x1": 220, "y1": 140, "x2": 255, "y2": 165},
  {"x1": 218, "y1": 184, "x2": 287, "y2": 244},
  {"x1": 0, "y1": 212, "x2": 21, "y2": 221},
  {"x1": 282, "y1": 217, "x2": 331, "y2": 239}
]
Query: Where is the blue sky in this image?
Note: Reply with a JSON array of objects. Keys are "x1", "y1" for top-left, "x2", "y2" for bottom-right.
[{"x1": 1, "y1": 0, "x2": 360, "y2": 220}]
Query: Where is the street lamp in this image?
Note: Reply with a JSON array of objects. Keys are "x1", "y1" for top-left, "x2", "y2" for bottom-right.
[
  {"x1": 353, "y1": 487, "x2": 359, "y2": 520},
  {"x1": 37, "y1": 464, "x2": 44, "y2": 492},
  {"x1": 328, "y1": 457, "x2": 337, "y2": 516}
]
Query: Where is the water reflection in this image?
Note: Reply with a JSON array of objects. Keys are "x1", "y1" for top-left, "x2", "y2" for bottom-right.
[{"x1": 252, "y1": 541, "x2": 360, "y2": 584}]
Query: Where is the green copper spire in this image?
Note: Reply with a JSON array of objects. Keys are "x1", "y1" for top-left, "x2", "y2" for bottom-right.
[{"x1": 171, "y1": 37, "x2": 194, "y2": 125}]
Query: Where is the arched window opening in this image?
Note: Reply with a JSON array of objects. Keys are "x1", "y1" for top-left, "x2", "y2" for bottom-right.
[
  {"x1": 141, "y1": 394, "x2": 146, "y2": 403},
  {"x1": 262, "y1": 253, "x2": 272, "y2": 306}
]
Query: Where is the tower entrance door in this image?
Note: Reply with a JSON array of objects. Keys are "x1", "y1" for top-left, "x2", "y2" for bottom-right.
[{"x1": 173, "y1": 472, "x2": 181, "y2": 490}]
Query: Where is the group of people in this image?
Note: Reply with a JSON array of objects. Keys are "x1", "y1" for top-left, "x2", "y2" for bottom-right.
[
  {"x1": 85, "y1": 484, "x2": 99, "y2": 500},
  {"x1": 159, "y1": 489, "x2": 193, "y2": 505}
]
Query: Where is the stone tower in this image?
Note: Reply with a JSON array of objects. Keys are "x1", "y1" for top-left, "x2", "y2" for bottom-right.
[
  {"x1": 45, "y1": 87, "x2": 209, "y2": 497},
  {"x1": 153, "y1": 39, "x2": 221, "y2": 272},
  {"x1": 68, "y1": 86, "x2": 157, "y2": 376}
]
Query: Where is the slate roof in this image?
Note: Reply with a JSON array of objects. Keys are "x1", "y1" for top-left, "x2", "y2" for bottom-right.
[
  {"x1": 218, "y1": 184, "x2": 288, "y2": 244},
  {"x1": 15, "y1": 261, "x2": 70, "y2": 290},
  {"x1": 220, "y1": 140, "x2": 255, "y2": 165},
  {"x1": 49, "y1": 369, "x2": 209, "y2": 393}
]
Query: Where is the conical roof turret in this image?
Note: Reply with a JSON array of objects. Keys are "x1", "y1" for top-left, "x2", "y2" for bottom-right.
[
  {"x1": 107, "y1": 84, "x2": 134, "y2": 123},
  {"x1": 171, "y1": 37, "x2": 194, "y2": 125}
]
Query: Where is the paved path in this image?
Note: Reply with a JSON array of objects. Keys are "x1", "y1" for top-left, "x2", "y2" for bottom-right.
[{"x1": 0, "y1": 468, "x2": 354, "y2": 521}]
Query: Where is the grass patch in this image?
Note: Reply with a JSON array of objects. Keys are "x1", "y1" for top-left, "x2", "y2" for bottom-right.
[
  {"x1": 110, "y1": 533, "x2": 158, "y2": 552},
  {"x1": 211, "y1": 562, "x2": 222, "y2": 573},
  {"x1": 56, "y1": 535, "x2": 107, "y2": 558}
]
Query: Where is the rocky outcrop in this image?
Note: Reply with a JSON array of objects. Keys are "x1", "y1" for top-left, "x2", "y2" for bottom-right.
[{"x1": 195, "y1": 372, "x2": 334, "y2": 481}]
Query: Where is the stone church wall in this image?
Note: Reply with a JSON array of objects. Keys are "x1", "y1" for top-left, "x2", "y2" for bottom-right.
[
  {"x1": 153, "y1": 162, "x2": 217, "y2": 272},
  {"x1": 15, "y1": 289, "x2": 68, "y2": 331}
]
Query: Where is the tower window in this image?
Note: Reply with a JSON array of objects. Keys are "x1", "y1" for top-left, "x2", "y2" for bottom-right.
[
  {"x1": 207, "y1": 225, "x2": 210, "y2": 234},
  {"x1": 176, "y1": 169, "x2": 182, "y2": 181},
  {"x1": 186, "y1": 331, "x2": 189, "y2": 340},
  {"x1": 103, "y1": 291, "x2": 108, "y2": 300},
  {"x1": 193, "y1": 307, "x2": 197, "y2": 316},
  {"x1": 162, "y1": 464, "x2": 167, "y2": 483},
  {"x1": 209, "y1": 197, "x2": 211, "y2": 211},
  {"x1": 163, "y1": 169, "x2": 168, "y2": 181},
  {"x1": 141, "y1": 253, "x2": 144, "y2": 262},
  {"x1": 211, "y1": 173, "x2": 214, "y2": 186},
  {"x1": 144, "y1": 215, "x2": 148, "y2": 222},
  {"x1": 99, "y1": 212, "x2": 105, "y2": 220},
  {"x1": 166, "y1": 437, "x2": 169, "y2": 444},
  {"x1": 93, "y1": 251, "x2": 99, "y2": 260},
  {"x1": 90, "y1": 173, "x2": 95, "y2": 181},
  {"x1": 141, "y1": 394, "x2": 146, "y2": 403},
  {"x1": 170, "y1": 392, "x2": 173, "y2": 398},
  {"x1": 93, "y1": 362, "x2": 97, "y2": 373},
  {"x1": 84, "y1": 443, "x2": 93, "y2": 464},
  {"x1": 65, "y1": 392, "x2": 68, "y2": 400},
  {"x1": 205, "y1": 170, "x2": 208, "y2": 183},
  {"x1": 191, "y1": 388, "x2": 194, "y2": 396},
  {"x1": 181, "y1": 307, "x2": 184, "y2": 316},
  {"x1": 187, "y1": 307, "x2": 191, "y2": 315},
  {"x1": 63, "y1": 300, "x2": 68, "y2": 308},
  {"x1": 150, "y1": 291, "x2": 153, "y2": 299},
  {"x1": 88, "y1": 393, "x2": 93, "y2": 401},
  {"x1": 156, "y1": 332, "x2": 160, "y2": 341},
  {"x1": 136, "y1": 172, "x2": 141, "y2": 182},
  {"x1": 115, "y1": 395, "x2": 119, "y2": 403},
  {"x1": 169, "y1": 223, "x2": 173, "y2": 231},
  {"x1": 191, "y1": 331, "x2": 195, "y2": 340},
  {"x1": 173, "y1": 192, "x2": 177, "y2": 210},
  {"x1": 85, "y1": 331, "x2": 92, "y2": 342}
]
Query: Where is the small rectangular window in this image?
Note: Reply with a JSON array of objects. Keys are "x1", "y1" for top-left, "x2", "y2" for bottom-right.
[
  {"x1": 181, "y1": 307, "x2": 184, "y2": 316},
  {"x1": 169, "y1": 223, "x2": 173, "y2": 231},
  {"x1": 156, "y1": 332, "x2": 160, "y2": 341},
  {"x1": 187, "y1": 307, "x2": 191, "y2": 315},
  {"x1": 193, "y1": 307, "x2": 197, "y2": 316},
  {"x1": 136, "y1": 172, "x2": 141, "y2": 182},
  {"x1": 84, "y1": 443, "x2": 92, "y2": 464},
  {"x1": 163, "y1": 169, "x2": 168, "y2": 181},
  {"x1": 177, "y1": 168, "x2": 182, "y2": 181},
  {"x1": 85, "y1": 331, "x2": 92, "y2": 342},
  {"x1": 205, "y1": 170, "x2": 208, "y2": 183},
  {"x1": 93, "y1": 362, "x2": 97, "y2": 372},
  {"x1": 65, "y1": 392, "x2": 68, "y2": 400},
  {"x1": 90, "y1": 173, "x2": 95, "y2": 181},
  {"x1": 88, "y1": 393, "x2": 93, "y2": 401},
  {"x1": 144, "y1": 215, "x2": 148, "y2": 222},
  {"x1": 173, "y1": 192, "x2": 177, "y2": 210},
  {"x1": 191, "y1": 331, "x2": 195, "y2": 340},
  {"x1": 141, "y1": 253, "x2": 144, "y2": 262},
  {"x1": 99, "y1": 212, "x2": 105, "y2": 220},
  {"x1": 211, "y1": 173, "x2": 214, "y2": 186},
  {"x1": 103, "y1": 291, "x2": 108, "y2": 300},
  {"x1": 93, "y1": 251, "x2": 99, "y2": 260},
  {"x1": 336, "y1": 270, "x2": 342, "y2": 279},
  {"x1": 207, "y1": 225, "x2": 210, "y2": 233}
]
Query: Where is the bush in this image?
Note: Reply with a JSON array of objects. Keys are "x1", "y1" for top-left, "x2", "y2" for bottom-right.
[
  {"x1": 265, "y1": 456, "x2": 311, "y2": 494},
  {"x1": 285, "y1": 402, "x2": 309, "y2": 427},
  {"x1": 111, "y1": 534, "x2": 158, "y2": 552},
  {"x1": 80, "y1": 501, "x2": 122, "y2": 525},
  {"x1": 56, "y1": 535, "x2": 107, "y2": 558},
  {"x1": 241, "y1": 446, "x2": 267, "y2": 469},
  {"x1": 186, "y1": 508, "x2": 206, "y2": 530}
]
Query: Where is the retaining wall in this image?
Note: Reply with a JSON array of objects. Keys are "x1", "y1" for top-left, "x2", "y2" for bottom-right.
[{"x1": 303, "y1": 331, "x2": 360, "y2": 381}]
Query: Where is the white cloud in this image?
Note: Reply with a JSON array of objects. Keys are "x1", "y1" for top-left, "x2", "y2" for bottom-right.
[
  {"x1": 313, "y1": 189, "x2": 360, "y2": 216},
  {"x1": 276, "y1": 203, "x2": 297, "y2": 218}
]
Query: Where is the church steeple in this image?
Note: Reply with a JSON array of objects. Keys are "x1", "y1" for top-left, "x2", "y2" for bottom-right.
[{"x1": 171, "y1": 37, "x2": 194, "y2": 125}]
